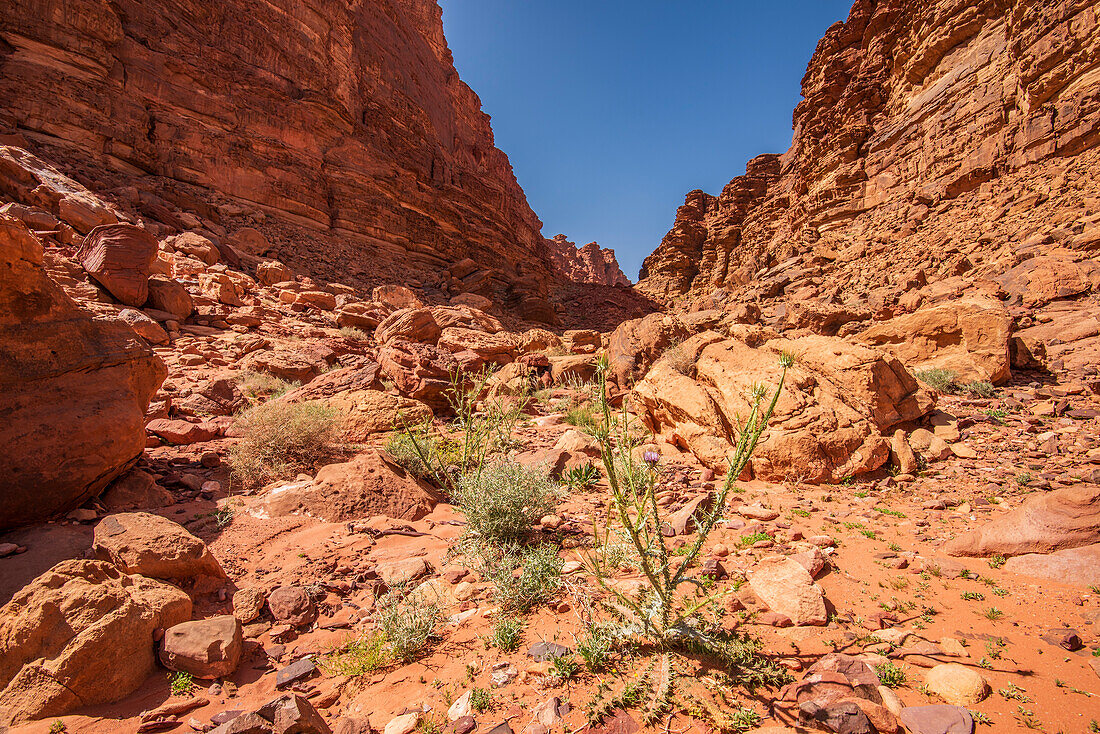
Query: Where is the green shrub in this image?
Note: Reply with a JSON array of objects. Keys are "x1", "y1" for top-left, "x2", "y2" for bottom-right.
[
  {"x1": 480, "y1": 543, "x2": 563, "y2": 613},
  {"x1": 959, "y1": 380, "x2": 995, "y2": 398},
  {"x1": 469, "y1": 687, "x2": 494, "y2": 712},
  {"x1": 375, "y1": 587, "x2": 443, "y2": 662},
  {"x1": 564, "y1": 404, "x2": 600, "y2": 432},
  {"x1": 454, "y1": 459, "x2": 558, "y2": 543},
  {"x1": 339, "y1": 326, "x2": 371, "y2": 341},
  {"x1": 914, "y1": 368, "x2": 958, "y2": 393},
  {"x1": 168, "y1": 670, "x2": 194, "y2": 697},
  {"x1": 228, "y1": 400, "x2": 339, "y2": 486},
  {"x1": 488, "y1": 617, "x2": 524, "y2": 652},
  {"x1": 385, "y1": 427, "x2": 464, "y2": 482},
  {"x1": 325, "y1": 633, "x2": 389, "y2": 675},
  {"x1": 563, "y1": 463, "x2": 601, "y2": 489},
  {"x1": 576, "y1": 626, "x2": 614, "y2": 672}
]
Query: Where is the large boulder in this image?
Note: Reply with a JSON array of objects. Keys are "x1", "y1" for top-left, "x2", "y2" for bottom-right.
[
  {"x1": 0, "y1": 560, "x2": 192, "y2": 724},
  {"x1": 376, "y1": 307, "x2": 441, "y2": 345},
  {"x1": 325, "y1": 390, "x2": 433, "y2": 440},
  {"x1": 159, "y1": 615, "x2": 243, "y2": 679},
  {"x1": 633, "y1": 334, "x2": 932, "y2": 483},
  {"x1": 92, "y1": 512, "x2": 226, "y2": 581},
  {"x1": 379, "y1": 339, "x2": 459, "y2": 411},
  {"x1": 944, "y1": 483, "x2": 1100, "y2": 557},
  {"x1": 607, "y1": 312, "x2": 692, "y2": 386},
  {"x1": 76, "y1": 223, "x2": 158, "y2": 306},
  {"x1": 996, "y1": 248, "x2": 1100, "y2": 306},
  {"x1": 0, "y1": 216, "x2": 166, "y2": 530},
  {"x1": 146, "y1": 275, "x2": 194, "y2": 320},
  {"x1": 437, "y1": 327, "x2": 517, "y2": 366},
  {"x1": 258, "y1": 451, "x2": 442, "y2": 522},
  {"x1": 860, "y1": 298, "x2": 1012, "y2": 384}
]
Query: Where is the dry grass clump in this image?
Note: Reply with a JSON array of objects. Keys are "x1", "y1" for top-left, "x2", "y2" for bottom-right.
[
  {"x1": 228, "y1": 400, "x2": 339, "y2": 486},
  {"x1": 454, "y1": 459, "x2": 558, "y2": 543}
]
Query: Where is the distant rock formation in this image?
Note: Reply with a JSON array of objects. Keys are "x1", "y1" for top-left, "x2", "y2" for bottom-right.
[
  {"x1": 546, "y1": 234, "x2": 631, "y2": 287},
  {"x1": 638, "y1": 0, "x2": 1100, "y2": 304},
  {"x1": 0, "y1": 0, "x2": 556, "y2": 319}
]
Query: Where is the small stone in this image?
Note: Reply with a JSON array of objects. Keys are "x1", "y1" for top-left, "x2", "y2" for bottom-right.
[
  {"x1": 384, "y1": 712, "x2": 420, "y2": 734},
  {"x1": 275, "y1": 657, "x2": 317, "y2": 688}
]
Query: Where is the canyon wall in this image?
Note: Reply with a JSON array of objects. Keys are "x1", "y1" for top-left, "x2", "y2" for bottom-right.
[
  {"x1": 638, "y1": 0, "x2": 1100, "y2": 302},
  {"x1": 546, "y1": 234, "x2": 631, "y2": 287},
  {"x1": 0, "y1": 0, "x2": 555, "y2": 313}
]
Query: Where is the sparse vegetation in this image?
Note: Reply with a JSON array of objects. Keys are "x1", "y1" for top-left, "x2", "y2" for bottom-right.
[
  {"x1": 236, "y1": 369, "x2": 300, "y2": 400},
  {"x1": 563, "y1": 463, "x2": 601, "y2": 489},
  {"x1": 454, "y1": 459, "x2": 558, "y2": 543},
  {"x1": 374, "y1": 587, "x2": 443, "y2": 663},
  {"x1": 168, "y1": 670, "x2": 194, "y2": 697},
  {"x1": 338, "y1": 326, "x2": 371, "y2": 340},
  {"x1": 479, "y1": 542, "x2": 563, "y2": 613},
  {"x1": 915, "y1": 367, "x2": 958, "y2": 393},
  {"x1": 959, "y1": 380, "x2": 995, "y2": 398},
  {"x1": 876, "y1": 661, "x2": 907, "y2": 688},
  {"x1": 325, "y1": 633, "x2": 389, "y2": 676},
  {"x1": 228, "y1": 400, "x2": 339, "y2": 486},
  {"x1": 488, "y1": 617, "x2": 524, "y2": 652},
  {"x1": 469, "y1": 687, "x2": 494, "y2": 712}
]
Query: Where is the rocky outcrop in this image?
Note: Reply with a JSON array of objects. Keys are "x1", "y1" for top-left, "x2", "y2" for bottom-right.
[
  {"x1": 0, "y1": 0, "x2": 557, "y2": 314},
  {"x1": 0, "y1": 215, "x2": 166, "y2": 530},
  {"x1": 0, "y1": 560, "x2": 192, "y2": 724},
  {"x1": 638, "y1": 1, "x2": 1100, "y2": 305},
  {"x1": 546, "y1": 234, "x2": 631, "y2": 287}
]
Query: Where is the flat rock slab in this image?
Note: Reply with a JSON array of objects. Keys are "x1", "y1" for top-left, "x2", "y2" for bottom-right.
[
  {"x1": 898, "y1": 705, "x2": 973, "y2": 734},
  {"x1": 1002, "y1": 542, "x2": 1100, "y2": 585},
  {"x1": 275, "y1": 657, "x2": 317, "y2": 688}
]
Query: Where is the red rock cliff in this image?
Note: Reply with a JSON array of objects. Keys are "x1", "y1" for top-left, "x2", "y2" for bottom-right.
[
  {"x1": 638, "y1": 0, "x2": 1100, "y2": 302},
  {"x1": 546, "y1": 234, "x2": 631, "y2": 287},
  {"x1": 0, "y1": 0, "x2": 554, "y2": 312}
]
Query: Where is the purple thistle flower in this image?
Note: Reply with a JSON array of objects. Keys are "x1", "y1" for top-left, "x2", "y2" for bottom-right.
[{"x1": 643, "y1": 450, "x2": 660, "y2": 465}]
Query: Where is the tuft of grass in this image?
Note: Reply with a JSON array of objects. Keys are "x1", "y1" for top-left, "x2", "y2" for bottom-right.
[
  {"x1": 564, "y1": 404, "x2": 600, "y2": 432},
  {"x1": 1015, "y1": 472, "x2": 1033, "y2": 487},
  {"x1": 962, "y1": 591, "x2": 985, "y2": 601},
  {"x1": 454, "y1": 459, "x2": 559, "y2": 544},
  {"x1": 325, "y1": 633, "x2": 389, "y2": 676},
  {"x1": 339, "y1": 326, "x2": 371, "y2": 341},
  {"x1": 915, "y1": 368, "x2": 959, "y2": 393},
  {"x1": 479, "y1": 542, "x2": 563, "y2": 613},
  {"x1": 375, "y1": 587, "x2": 443, "y2": 663},
  {"x1": 960, "y1": 381, "x2": 995, "y2": 398},
  {"x1": 575, "y1": 626, "x2": 614, "y2": 672},
  {"x1": 469, "y1": 687, "x2": 494, "y2": 712},
  {"x1": 983, "y1": 607, "x2": 1005, "y2": 621},
  {"x1": 738, "y1": 532, "x2": 773, "y2": 547},
  {"x1": 236, "y1": 369, "x2": 299, "y2": 400},
  {"x1": 228, "y1": 400, "x2": 339, "y2": 486},
  {"x1": 488, "y1": 617, "x2": 524, "y2": 652},
  {"x1": 550, "y1": 654, "x2": 581, "y2": 680}
]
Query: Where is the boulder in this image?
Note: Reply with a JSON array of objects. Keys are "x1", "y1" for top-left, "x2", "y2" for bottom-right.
[
  {"x1": 267, "y1": 586, "x2": 317, "y2": 628},
  {"x1": 200, "y1": 272, "x2": 245, "y2": 306},
  {"x1": 100, "y1": 469, "x2": 175, "y2": 512},
  {"x1": 562, "y1": 329, "x2": 601, "y2": 354},
  {"x1": 376, "y1": 308, "x2": 441, "y2": 344},
  {"x1": 227, "y1": 227, "x2": 273, "y2": 256},
  {"x1": 923, "y1": 664, "x2": 989, "y2": 706},
  {"x1": 146, "y1": 276, "x2": 194, "y2": 320},
  {"x1": 607, "y1": 312, "x2": 692, "y2": 386},
  {"x1": 0, "y1": 215, "x2": 166, "y2": 530},
  {"x1": 257, "y1": 259, "x2": 294, "y2": 286},
  {"x1": 166, "y1": 231, "x2": 220, "y2": 265},
  {"x1": 633, "y1": 335, "x2": 932, "y2": 483},
  {"x1": 325, "y1": 389, "x2": 433, "y2": 440},
  {"x1": 146, "y1": 418, "x2": 219, "y2": 444},
  {"x1": 996, "y1": 248, "x2": 1100, "y2": 306},
  {"x1": 860, "y1": 298, "x2": 1012, "y2": 384},
  {"x1": 898, "y1": 705, "x2": 974, "y2": 734},
  {"x1": 92, "y1": 512, "x2": 226, "y2": 580},
  {"x1": 117, "y1": 307, "x2": 169, "y2": 345},
  {"x1": 944, "y1": 483, "x2": 1100, "y2": 557},
  {"x1": 438, "y1": 327, "x2": 517, "y2": 365},
  {"x1": 373, "y1": 284, "x2": 423, "y2": 310},
  {"x1": 233, "y1": 587, "x2": 267, "y2": 624},
  {"x1": 296, "y1": 290, "x2": 337, "y2": 311},
  {"x1": 160, "y1": 615, "x2": 243, "y2": 679},
  {"x1": 208, "y1": 694, "x2": 332, "y2": 734},
  {"x1": 336, "y1": 301, "x2": 389, "y2": 330},
  {"x1": 379, "y1": 340, "x2": 459, "y2": 411},
  {"x1": 76, "y1": 223, "x2": 158, "y2": 306},
  {"x1": 747, "y1": 556, "x2": 827, "y2": 626},
  {"x1": 549, "y1": 355, "x2": 597, "y2": 384},
  {"x1": 1001, "y1": 542, "x2": 1100, "y2": 585},
  {"x1": 259, "y1": 451, "x2": 442, "y2": 522},
  {"x1": 0, "y1": 560, "x2": 191, "y2": 724},
  {"x1": 431, "y1": 305, "x2": 503, "y2": 333}
]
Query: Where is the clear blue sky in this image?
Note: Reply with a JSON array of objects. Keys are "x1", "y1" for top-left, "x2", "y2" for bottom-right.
[{"x1": 440, "y1": 1, "x2": 852, "y2": 281}]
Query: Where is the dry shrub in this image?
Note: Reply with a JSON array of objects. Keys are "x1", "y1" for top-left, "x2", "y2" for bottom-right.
[{"x1": 228, "y1": 400, "x2": 339, "y2": 486}]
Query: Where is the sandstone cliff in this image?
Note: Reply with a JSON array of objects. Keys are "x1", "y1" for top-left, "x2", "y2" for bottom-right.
[
  {"x1": 638, "y1": 0, "x2": 1100, "y2": 304},
  {"x1": 546, "y1": 234, "x2": 631, "y2": 287},
  {"x1": 0, "y1": 0, "x2": 555, "y2": 315}
]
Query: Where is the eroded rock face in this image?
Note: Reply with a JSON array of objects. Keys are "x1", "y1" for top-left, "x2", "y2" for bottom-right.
[
  {"x1": 0, "y1": 215, "x2": 166, "y2": 530},
  {"x1": 637, "y1": 1, "x2": 1100, "y2": 305},
  {"x1": 0, "y1": 0, "x2": 558, "y2": 313},
  {"x1": 0, "y1": 560, "x2": 192, "y2": 724},
  {"x1": 546, "y1": 234, "x2": 631, "y2": 287}
]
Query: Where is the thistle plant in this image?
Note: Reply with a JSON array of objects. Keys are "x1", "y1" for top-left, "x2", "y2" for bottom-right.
[{"x1": 581, "y1": 352, "x2": 790, "y2": 685}]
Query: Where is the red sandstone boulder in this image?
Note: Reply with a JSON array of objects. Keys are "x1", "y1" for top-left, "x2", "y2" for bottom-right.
[
  {"x1": 92, "y1": 512, "x2": 226, "y2": 581},
  {"x1": 379, "y1": 339, "x2": 459, "y2": 411},
  {"x1": 76, "y1": 223, "x2": 158, "y2": 307},
  {"x1": 0, "y1": 560, "x2": 192, "y2": 725},
  {"x1": 159, "y1": 615, "x2": 243, "y2": 679},
  {"x1": 146, "y1": 418, "x2": 219, "y2": 444},
  {"x1": 259, "y1": 451, "x2": 442, "y2": 522},
  {"x1": 146, "y1": 275, "x2": 194, "y2": 320},
  {"x1": 0, "y1": 216, "x2": 166, "y2": 530},
  {"x1": 860, "y1": 298, "x2": 1012, "y2": 384},
  {"x1": 607, "y1": 312, "x2": 692, "y2": 386},
  {"x1": 376, "y1": 307, "x2": 441, "y2": 344},
  {"x1": 438, "y1": 327, "x2": 517, "y2": 365},
  {"x1": 373, "y1": 284, "x2": 423, "y2": 310},
  {"x1": 944, "y1": 484, "x2": 1100, "y2": 557}
]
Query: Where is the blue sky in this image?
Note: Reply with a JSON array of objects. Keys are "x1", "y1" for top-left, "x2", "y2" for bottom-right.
[{"x1": 440, "y1": 1, "x2": 853, "y2": 280}]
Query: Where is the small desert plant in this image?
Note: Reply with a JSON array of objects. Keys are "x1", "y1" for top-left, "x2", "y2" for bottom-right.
[
  {"x1": 338, "y1": 326, "x2": 371, "y2": 340},
  {"x1": 236, "y1": 369, "x2": 300, "y2": 400},
  {"x1": 385, "y1": 427, "x2": 463, "y2": 482},
  {"x1": 479, "y1": 542, "x2": 563, "y2": 613},
  {"x1": 454, "y1": 459, "x2": 558, "y2": 543},
  {"x1": 550, "y1": 653, "x2": 581, "y2": 680},
  {"x1": 564, "y1": 404, "x2": 600, "y2": 432},
  {"x1": 662, "y1": 343, "x2": 694, "y2": 376},
  {"x1": 960, "y1": 380, "x2": 995, "y2": 398},
  {"x1": 988, "y1": 555, "x2": 1006, "y2": 569},
  {"x1": 325, "y1": 633, "x2": 389, "y2": 675},
  {"x1": 228, "y1": 400, "x2": 339, "y2": 486},
  {"x1": 563, "y1": 463, "x2": 601, "y2": 489},
  {"x1": 983, "y1": 607, "x2": 1005, "y2": 621},
  {"x1": 914, "y1": 367, "x2": 958, "y2": 393},
  {"x1": 488, "y1": 617, "x2": 524, "y2": 652},
  {"x1": 374, "y1": 587, "x2": 443, "y2": 662},
  {"x1": 582, "y1": 353, "x2": 791, "y2": 686},
  {"x1": 168, "y1": 670, "x2": 195, "y2": 697},
  {"x1": 49, "y1": 722, "x2": 66, "y2": 734},
  {"x1": 469, "y1": 687, "x2": 494, "y2": 712},
  {"x1": 575, "y1": 625, "x2": 615, "y2": 672},
  {"x1": 876, "y1": 661, "x2": 907, "y2": 688}
]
